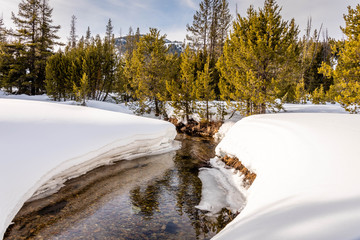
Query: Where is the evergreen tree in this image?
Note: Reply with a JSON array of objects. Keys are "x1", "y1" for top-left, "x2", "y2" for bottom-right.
[
  {"x1": 319, "y1": 4, "x2": 360, "y2": 113},
  {"x1": 167, "y1": 45, "x2": 196, "y2": 122},
  {"x1": 11, "y1": 0, "x2": 60, "y2": 94},
  {"x1": 103, "y1": 19, "x2": 117, "y2": 101},
  {"x1": 85, "y1": 26, "x2": 91, "y2": 46},
  {"x1": 105, "y1": 18, "x2": 114, "y2": 41},
  {"x1": 217, "y1": 0, "x2": 300, "y2": 115},
  {"x1": 69, "y1": 15, "x2": 77, "y2": 48},
  {"x1": 186, "y1": 0, "x2": 211, "y2": 51},
  {"x1": 135, "y1": 27, "x2": 141, "y2": 43},
  {"x1": 218, "y1": 0, "x2": 231, "y2": 55},
  {"x1": 125, "y1": 27, "x2": 135, "y2": 56},
  {"x1": 115, "y1": 27, "x2": 142, "y2": 104},
  {"x1": 310, "y1": 84, "x2": 326, "y2": 104},
  {"x1": 45, "y1": 50, "x2": 71, "y2": 100},
  {"x1": 0, "y1": 16, "x2": 7, "y2": 89},
  {"x1": 187, "y1": 0, "x2": 231, "y2": 58},
  {"x1": 294, "y1": 79, "x2": 307, "y2": 104},
  {"x1": 11, "y1": 0, "x2": 40, "y2": 94},
  {"x1": 130, "y1": 28, "x2": 168, "y2": 116},
  {"x1": 187, "y1": 0, "x2": 231, "y2": 100},
  {"x1": 0, "y1": 41, "x2": 27, "y2": 93},
  {"x1": 73, "y1": 71, "x2": 89, "y2": 105},
  {"x1": 196, "y1": 56, "x2": 215, "y2": 122},
  {"x1": 0, "y1": 15, "x2": 6, "y2": 43},
  {"x1": 299, "y1": 19, "x2": 333, "y2": 96},
  {"x1": 209, "y1": 0, "x2": 220, "y2": 57},
  {"x1": 37, "y1": 0, "x2": 60, "y2": 93}
]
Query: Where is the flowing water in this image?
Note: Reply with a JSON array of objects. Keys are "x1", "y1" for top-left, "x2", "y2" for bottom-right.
[{"x1": 5, "y1": 134, "x2": 238, "y2": 240}]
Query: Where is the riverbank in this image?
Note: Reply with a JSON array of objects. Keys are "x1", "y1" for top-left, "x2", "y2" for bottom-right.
[
  {"x1": 0, "y1": 99, "x2": 179, "y2": 239},
  {"x1": 169, "y1": 117, "x2": 223, "y2": 137},
  {"x1": 213, "y1": 113, "x2": 360, "y2": 240},
  {"x1": 4, "y1": 134, "x2": 236, "y2": 240}
]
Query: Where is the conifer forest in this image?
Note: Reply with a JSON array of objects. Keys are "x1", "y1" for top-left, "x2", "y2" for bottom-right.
[{"x1": 1, "y1": 0, "x2": 360, "y2": 119}]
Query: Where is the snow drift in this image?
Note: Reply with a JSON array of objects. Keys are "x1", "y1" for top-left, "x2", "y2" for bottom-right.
[
  {"x1": 0, "y1": 99, "x2": 178, "y2": 239},
  {"x1": 214, "y1": 113, "x2": 360, "y2": 240}
]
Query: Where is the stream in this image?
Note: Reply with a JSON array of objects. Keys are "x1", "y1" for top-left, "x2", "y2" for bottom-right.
[{"x1": 4, "y1": 134, "x2": 238, "y2": 240}]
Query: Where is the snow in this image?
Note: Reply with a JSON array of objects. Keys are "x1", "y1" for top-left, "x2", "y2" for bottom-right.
[
  {"x1": 0, "y1": 99, "x2": 179, "y2": 239},
  {"x1": 1, "y1": 89, "x2": 356, "y2": 239},
  {"x1": 213, "y1": 121, "x2": 237, "y2": 142},
  {"x1": 213, "y1": 110, "x2": 360, "y2": 239},
  {"x1": 0, "y1": 90, "x2": 133, "y2": 115},
  {"x1": 196, "y1": 158, "x2": 246, "y2": 215},
  {"x1": 283, "y1": 102, "x2": 347, "y2": 113}
]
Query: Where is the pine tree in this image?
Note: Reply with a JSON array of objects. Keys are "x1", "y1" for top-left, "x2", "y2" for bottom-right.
[
  {"x1": 294, "y1": 79, "x2": 307, "y2": 104},
  {"x1": 135, "y1": 27, "x2": 141, "y2": 43},
  {"x1": 105, "y1": 18, "x2": 114, "y2": 42},
  {"x1": 130, "y1": 28, "x2": 168, "y2": 116},
  {"x1": 218, "y1": 0, "x2": 231, "y2": 54},
  {"x1": 187, "y1": 0, "x2": 231, "y2": 58},
  {"x1": 0, "y1": 16, "x2": 6, "y2": 89},
  {"x1": 45, "y1": 50, "x2": 71, "y2": 100},
  {"x1": 103, "y1": 19, "x2": 117, "y2": 101},
  {"x1": 73, "y1": 71, "x2": 89, "y2": 105},
  {"x1": 11, "y1": 0, "x2": 40, "y2": 94},
  {"x1": 85, "y1": 26, "x2": 91, "y2": 46},
  {"x1": 186, "y1": 0, "x2": 211, "y2": 51},
  {"x1": 310, "y1": 84, "x2": 326, "y2": 104},
  {"x1": 37, "y1": 0, "x2": 60, "y2": 93},
  {"x1": 0, "y1": 15, "x2": 6, "y2": 43},
  {"x1": 209, "y1": 0, "x2": 220, "y2": 58},
  {"x1": 0, "y1": 41, "x2": 27, "y2": 93},
  {"x1": 319, "y1": 4, "x2": 360, "y2": 113},
  {"x1": 69, "y1": 15, "x2": 77, "y2": 48},
  {"x1": 115, "y1": 27, "x2": 141, "y2": 104},
  {"x1": 167, "y1": 45, "x2": 196, "y2": 122},
  {"x1": 11, "y1": 0, "x2": 60, "y2": 94},
  {"x1": 217, "y1": 0, "x2": 300, "y2": 115},
  {"x1": 196, "y1": 56, "x2": 215, "y2": 122},
  {"x1": 299, "y1": 19, "x2": 333, "y2": 95}
]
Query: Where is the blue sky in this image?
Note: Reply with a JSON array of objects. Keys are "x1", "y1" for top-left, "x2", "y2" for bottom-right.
[{"x1": 0, "y1": 0, "x2": 358, "y2": 43}]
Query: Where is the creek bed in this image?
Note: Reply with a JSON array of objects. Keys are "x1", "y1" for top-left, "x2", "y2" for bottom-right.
[{"x1": 4, "y1": 134, "x2": 238, "y2": 240}]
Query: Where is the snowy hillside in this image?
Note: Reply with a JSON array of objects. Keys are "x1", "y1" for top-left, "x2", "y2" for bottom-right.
[
  {"x1": 213, "y1": 113, "x2": 360, "y2": 240},
  {"x1": 0, "y1": 99, "x2": 178, "y2": 239}
]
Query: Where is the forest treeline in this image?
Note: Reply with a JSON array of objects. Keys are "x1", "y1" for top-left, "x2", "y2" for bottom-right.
[{"x1": 1, "y1": 0, "x2": 360, "y2": 119}]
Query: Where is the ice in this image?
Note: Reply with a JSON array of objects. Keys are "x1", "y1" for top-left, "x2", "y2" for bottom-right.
[{"x1": 196, "y1": 158, "x2": 246, "y2": 215}]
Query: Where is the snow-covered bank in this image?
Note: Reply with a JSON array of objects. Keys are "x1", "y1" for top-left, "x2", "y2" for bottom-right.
[
  {"x1": 0, "y1": 99, "x2": 179, "y2": 239},
  {"x1": 214, "y1": 113, "x2": 360, "y2": 240}
]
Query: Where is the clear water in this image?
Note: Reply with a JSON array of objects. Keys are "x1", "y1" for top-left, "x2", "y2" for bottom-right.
[{"x1": 5, "y1": 134, "x2": 238, "y2": 240}]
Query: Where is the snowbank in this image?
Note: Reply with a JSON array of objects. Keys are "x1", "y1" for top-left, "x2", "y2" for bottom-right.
[
  {"x1": 214, "y1": 113, "x2": 360, "y2": 240},
  {"x1": 196, "y1": 158, "x2": 246, "y2": 214},
  {"x1": 213, "y1": 121, "x2": 237, "y2": 142},
  {"x1": 0, "y1": 99, "x2": 178, "y2": 239},
  {"x1": 283, "y1": 102, "x2": 347, "y2": 113}
]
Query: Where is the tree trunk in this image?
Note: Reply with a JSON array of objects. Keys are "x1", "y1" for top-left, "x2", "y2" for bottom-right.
[
  {"x1": 206, "y1": 100, "x2": 209, "y2": 122},
  {"x1": 155, "y1": 98, "x2": 160, "y2": 117}
]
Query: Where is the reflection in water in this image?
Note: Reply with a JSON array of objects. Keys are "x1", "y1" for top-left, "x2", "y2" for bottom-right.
[{"x1": 5, "y1": 134, "x2": 238, "y2": 240}]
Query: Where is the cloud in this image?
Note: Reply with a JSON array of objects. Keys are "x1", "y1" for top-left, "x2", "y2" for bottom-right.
[{"x1": 181, "y1": 0, "x2": 197, "y2": 10}]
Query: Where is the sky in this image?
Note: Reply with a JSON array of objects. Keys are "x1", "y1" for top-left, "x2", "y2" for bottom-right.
[{"x1": 0, "y1": 0, "x2": 358, "y2": 44}]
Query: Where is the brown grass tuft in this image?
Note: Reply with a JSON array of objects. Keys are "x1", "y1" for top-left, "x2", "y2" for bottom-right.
[{"x1": 221, "y1": 156, "x2": 257, "y2": 188}]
